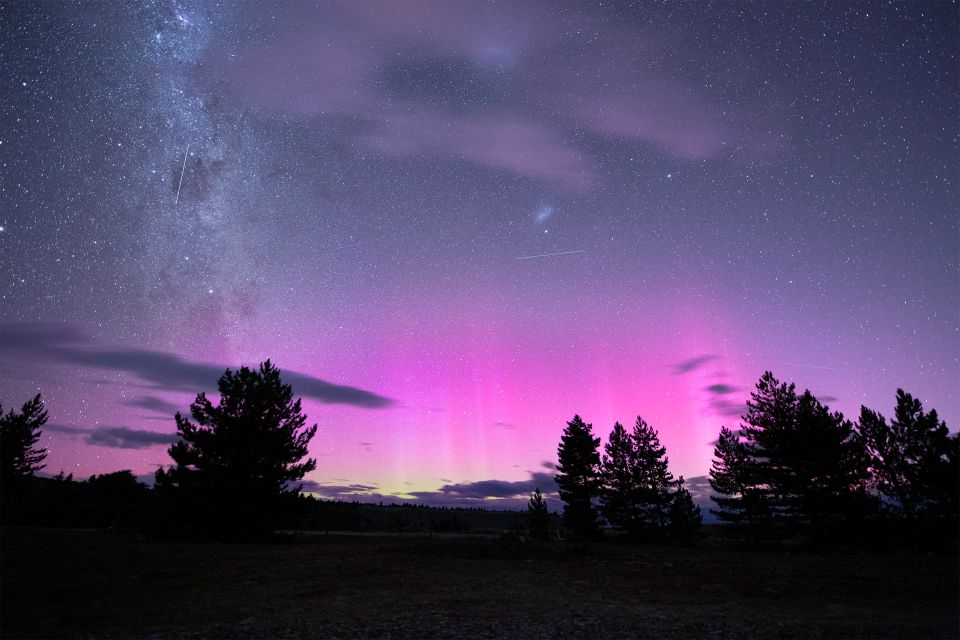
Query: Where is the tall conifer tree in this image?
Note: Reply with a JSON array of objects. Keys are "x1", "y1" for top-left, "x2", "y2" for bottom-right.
[
  {"x1": 740, "y1": 371, "x2": 797, "y2": 521},
  {"x1": 600, "y1": 421, "x2": 639, "y2": 531},
  {"x1": 858, "y1": 390, "x2": 957, "y2": 519},
  {"x1": 631, "y1": 416, "x2": 675, "y2": 529},
  {"x1": 709, "y1": 426, "x2": 755, "y2": 524},
  {"x1": 555, "y1": 415, "x2": 601, "y2": 540},
  {"x1": 738, "y1": 371, "x2": 868, "y2": 527},
  {"x1": 0, "y1": 394, "x2": 48, "y2": 481}
]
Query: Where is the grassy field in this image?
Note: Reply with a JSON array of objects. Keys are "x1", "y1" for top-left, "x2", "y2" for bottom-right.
[{"x1": 2, "y1": 527, "x2": 957, "y2": 639}]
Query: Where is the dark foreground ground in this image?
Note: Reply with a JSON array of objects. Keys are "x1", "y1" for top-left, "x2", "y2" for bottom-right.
[{"x1": 2, "y1": 527, "x2": 957, "y2": 639}]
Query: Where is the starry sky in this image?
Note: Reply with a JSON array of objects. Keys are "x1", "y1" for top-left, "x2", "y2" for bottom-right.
[{"x1": 1, "y1": 1, "x2": 957, "y2": 508}]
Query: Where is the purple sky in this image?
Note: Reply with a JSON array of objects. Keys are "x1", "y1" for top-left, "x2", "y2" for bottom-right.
[{"x1": 1, "y1": 1, "x2": 957, "y2": 509}]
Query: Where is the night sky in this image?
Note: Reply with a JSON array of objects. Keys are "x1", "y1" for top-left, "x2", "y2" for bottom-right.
[{"x1": 1, "y1": 1, "x2": 957, "y2": 508}]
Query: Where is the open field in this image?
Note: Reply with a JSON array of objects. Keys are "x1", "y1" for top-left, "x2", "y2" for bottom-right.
[{"x1": 2, "y1": 527, "x2": 957, "y2": 639}]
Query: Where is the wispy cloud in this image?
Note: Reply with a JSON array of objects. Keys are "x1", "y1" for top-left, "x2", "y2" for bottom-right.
[
  {"x1": 0, "y1": 322, "x2": 394, "y2": 409},
  {"x1": 673, "y1": 355, "x2": 717, "y2": 375},
  {"x1": 86, "y1": 427, "x2": 176, "y2": 449},
  {"x1": 412, "y1": 471, "x2": 558, "y2": 502},
  {"x1": 45, "y1": 423, "x2": 175, "y2": 450},
  {"x1": 303, "y1": 463, "x2": 560, "y2": 509},
  {"x1": 126, "y1": 395, "x2": 183, "y2": 415},
  {"x1": 300, "y1": 481, "x2": 381, "y2": 496},
  {"x1": 708, "y1": 399, "x2": 748, "y2": 418},
  {"x1": 216, "y1": 3, "x2": 779, "y2": 190},
  {"x1": 680, "y1": 475, "x2": 717, "y2": 523},
  {"x1": 705, "y1": 384, "x2": 737, "y2": 395}
]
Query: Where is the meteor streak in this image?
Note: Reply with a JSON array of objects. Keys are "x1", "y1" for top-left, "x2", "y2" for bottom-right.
[
  {"x1": 174, "y1": 145, "x2": 189, "y2": 205},
  {"x1": 784, "y1": 362, "x2": 838, "y2": 371},
  {"x1": 516, "y1": 249, "x2": 586, "y2": 260}
]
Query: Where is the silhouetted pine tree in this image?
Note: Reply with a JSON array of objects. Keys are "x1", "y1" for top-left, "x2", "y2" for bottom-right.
[
  {"x1": 739, "y1": 372, "x2": 797, "y2": 522},
  {"x1": 857, "y1": 390, "x2": 958, "y2": 519},
  {"x1": 742, "y1": 371, "x2": 868, "y2": 527},
  {"x1": 600, "y1": 421, "x2": 640, "y2": 532},
  {"x1": 708, "y1": 426, "x2": 757, "y2": 524},
  {"x1": 527, "y1": 488, "x2": 550, "y2": 541},
  {"x1": 668, "y1": 476, "x2": 702, "y2": 543},
  {"x1": 0, "y1": 394, "x2": 48, "y2": 481},
  {"x1": 631, "y1": 416, "x2": 675, "y2": 530},
  {"x1": 555, "y1": 415, "x2": 601, "y2": 540},
  {"x1": 788, "y1": 391, "x2": 869, "y2": 525},
  {"x1": 159, "y1": 360, "x2": 317, "y2": 537}
]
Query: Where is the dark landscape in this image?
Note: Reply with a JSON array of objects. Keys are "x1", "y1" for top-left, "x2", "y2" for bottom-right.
[{"x1": 3, "y1": 527, "x2": 957, "y2": 640}]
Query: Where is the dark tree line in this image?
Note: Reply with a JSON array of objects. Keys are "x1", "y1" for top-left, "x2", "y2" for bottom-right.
[
  {"x1": 4, "y1": 365, "x2": 955, "y2": 548},
  {"x1": 551, "y1": 414, "x2": 701, "y2": 543},
  {"x1": 1, "y1": 393, "x2": 155, "y2": 530},
  {"x1": 1, "y1": 361, "x2": 318, "y2": 538},
  {"x1": 542, "y1": 370, "x2": 955, "y2": 548},
  {"x1": 709, "y1": 372, "x2": 957, "y2": 546}
]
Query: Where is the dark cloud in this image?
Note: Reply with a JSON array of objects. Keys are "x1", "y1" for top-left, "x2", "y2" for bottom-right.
[
  {"x1": 301, "y1": 469, "x2": 561, "y2": 510},
  {"x1": 0, "y1": 322, "x2": 394, "y2": 409},
  {"x1": 281, "y1": 371, "x2": 393, "y2": 408},
  {"x1": 705, "y1": 384, "x2": 736, "y2": 395},
  {"x1": 0, "y1": 321, "x2": 87, "y2": 349},
  {"x1": 413, "y1": 471, "x2": 558, "y2": 501},
  {"x1": 673, "y1": 355, "x2": 717, "y2": 375},
  {"x1": 702, "y1": 379, "x2": 746, "y2": 418},
  {"x1": 301, "y1": 481, "x2": 380, "y2": 496},
  {"x1": 45, "y1": 423, "x2": 175, "y2": 449},
  {"x1": 44, "y1": 423, "x2": 90, "y2": 435},
  {"x1": 683, "y1": 475, "x2": 712, "y2": 497},
  {"x1": 680, "y1": 475, "x2": 717, "y2": 524},
  {"x1": 86, "y1": 427, "x2": 176, "y2": 449},
  {"x1": 709, "y1": 398, "x2": 748, "y2": 418},
  {"x1": 126, "y1": 395, "x2": 182, "y2": 415}
]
